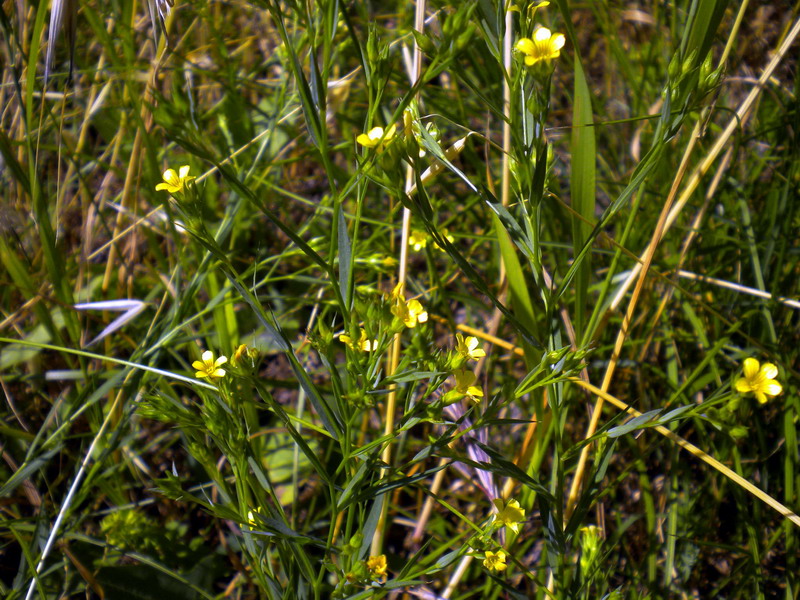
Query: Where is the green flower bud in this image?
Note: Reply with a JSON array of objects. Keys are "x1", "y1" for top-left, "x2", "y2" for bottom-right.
[{"x1": 579, "y1": 524, "x2": 603, "y2": 580}]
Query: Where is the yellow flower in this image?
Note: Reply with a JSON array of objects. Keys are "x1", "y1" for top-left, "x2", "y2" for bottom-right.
[
  {"x1": 155, "y1": 165, "x2": 195, "y2": 193},
  {"x1": 735, "y1": 357, "x2": 782, "y2": 404},
  {"x1": 356, "y1": 124, "x2": 397, "y2": 150},
  {"x1": 453, "y1": 367, "x2": 483, "y2": 402},
  {"x1": 409, "y1": 230, "x2": 428, "y2": 251},
  {"x1": 390, "y1": 283, "x2": 428, "y2": 328},
  {"x1": 339, "y1": 329, "x2": 378, "y2": 352},
  {"x1": 483, "y1": 549, "x2": 507, "y2": 572},
  {"x1": 192, "y1": 350, "x2": 227, "y2": 380},
  {"x1": 366, "y1": 554, "x2": 388, "y2": 582},
  {"x1": 455, "y1": 333, "x2": 486, "y2": 361},
  {"x1": 492, "y1": 498, "x2": 525, "y2": 534},
  {"x1": 432, "y1": 228, "x2": 455, "y2": 252},
  {"x1": 515, "y1": 27, "x2": 566, "y2": 67}
]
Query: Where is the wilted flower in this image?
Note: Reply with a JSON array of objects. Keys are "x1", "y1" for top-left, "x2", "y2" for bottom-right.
[
  {"x1": 357, "y1": 124, "x2": 397, "y2": 151},
  {"x1": 232, "y1": 344, "x2": 248, "y2": 365},
  {"x1": 193, "y1": 350, "x2": 227, "y2": 380},
  {"x1": 231, "y1": 344, "x2": 258, "y2": 367},
  {"x1": 339, "y1": 329, "x2": 378, "y2": 352},
  {"x1": 366, "y1": 554, "x2": 388, "y2": 582},
  {"x1": 516, "y1": 27, "x2": 566, "y2": 67},
  {"x1": 735, "y1": 357, "x2": 782, "y2": 404},
  {"x1": 492, "y1": 498, "x2": 525, "y2": 534},
  {"x1": 155, "y1": 165, "x2": 195, "y2": 194},
  {"x1": 483, "y1": 549, "x2": 507, "y2": 572},
  {"x1": 455, "y1": 333, "x2": 486, "y2": 361},
  {"x1": 453, "y1": 368, "x2": 483, "y2": 403}
]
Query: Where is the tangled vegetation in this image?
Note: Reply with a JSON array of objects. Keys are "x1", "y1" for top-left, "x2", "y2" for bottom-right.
[{"x1": 1, "y1": 1, "x2": 799, "y2": 598}]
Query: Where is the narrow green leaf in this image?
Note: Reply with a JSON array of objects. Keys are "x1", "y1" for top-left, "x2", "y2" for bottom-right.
[{"x1": 570, "y1": 56, "x2": 596, "y2": 338}]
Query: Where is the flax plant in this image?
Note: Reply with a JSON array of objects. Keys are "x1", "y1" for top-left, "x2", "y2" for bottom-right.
[{"x1": 1, "y1": 2, "x2": 799, "y2": 599}]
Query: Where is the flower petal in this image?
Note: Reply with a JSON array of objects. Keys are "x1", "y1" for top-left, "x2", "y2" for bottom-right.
[
  {"x1": 759, "y1": 363, "x2": 778, "y2": 380},
  {"x1": 552, "y1": 33, "x2": 566, "y2": 51},
  {"x1": 192, "y1": 360, "x2": 206, "y2": 370},
  {"x1": 201, "y1": 350, "x2": 214, "y2": 363},
  {"x1": 212, "y1": 368, "x2": 226, "y2": 379},
  {"x1": 734, "y1": 377, "x2": 751, "y2": 393},
  {"x1": 763, "y1": 381, "x2": 782, "y2": 396},
  {"x1": 356, "y1": 133, "x2": 375, "y2": 147},
  {"x1": 516, "y1": 38, "x2": 534, "y2": 55},
  {"x1": 215, "y1": 355, "x2": 228, "y2": 368},
  {"x1": 755, "y1": 391, "x2": 767, "y2": 404},
  {"x1": 534, "y1": 27, "x2": 552, "y2": 42},
  {"x1": 743, "y1": 357, "x2": 760, "y2": 379},
  {"x1": 468, "y1": 386, "x2": 483, "y2": 398},
  {"x1": 178, "y1": 165, "x2": 191, "y2": 178}
]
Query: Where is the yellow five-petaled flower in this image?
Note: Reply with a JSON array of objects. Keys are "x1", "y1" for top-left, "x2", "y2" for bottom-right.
[
  {"x1": 155, "y1": 165, "x2": 195, "y2": 194},
  {"x1": 390, "y1": 283, "x2": 428, "y2": 329},
  {"x1": 483, "y1": 549, "x2": 507, "y2": 572},
  {"x1": 432, "y1": 228, "x2": 455, "y2": 252},
  {"x1": 193, "y1": 350, "x2": 227, "y2": 380},
  {"x1": 409, "y1": 230, "x2": 428, "y2": 251},
  {"x1": 366, "y1": 554, "x2": 388, "y2": 582},
  {"x1": 515, "y1": 27, "x2": 566, "y2": 68},
  {"x1": 356, "y1": 124, "x2": 397, "y2": 151},
  {"x1": 339, "y1": 329, "x2": 378, "y2": 352},
  {"x1": 453, "y1": 368, "x2": 483, "y2": 403},
  {"x1": 492, "y1": 498, "x2": 525, "y2": 535},
  {"x1": 455, "y1": 333, "x2": 486, "y2": 361},
  {"x1": 735, "y1": 357, "x2": 782, "y2": 404}
]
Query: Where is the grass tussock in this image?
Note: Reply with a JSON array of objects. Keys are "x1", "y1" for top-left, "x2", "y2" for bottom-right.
[{"x1": 1, "y1": 1, "x2": 800, "y2": 598}]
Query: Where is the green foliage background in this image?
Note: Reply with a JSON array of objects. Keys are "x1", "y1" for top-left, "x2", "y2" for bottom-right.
[{"x1": 1, "y1": 1, "x2": 799, "y2": 598}]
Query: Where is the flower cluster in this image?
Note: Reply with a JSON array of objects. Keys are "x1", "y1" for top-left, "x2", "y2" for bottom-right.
[{"x1": 477, "y1": 498, "x2": 526, "y2": 572}]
